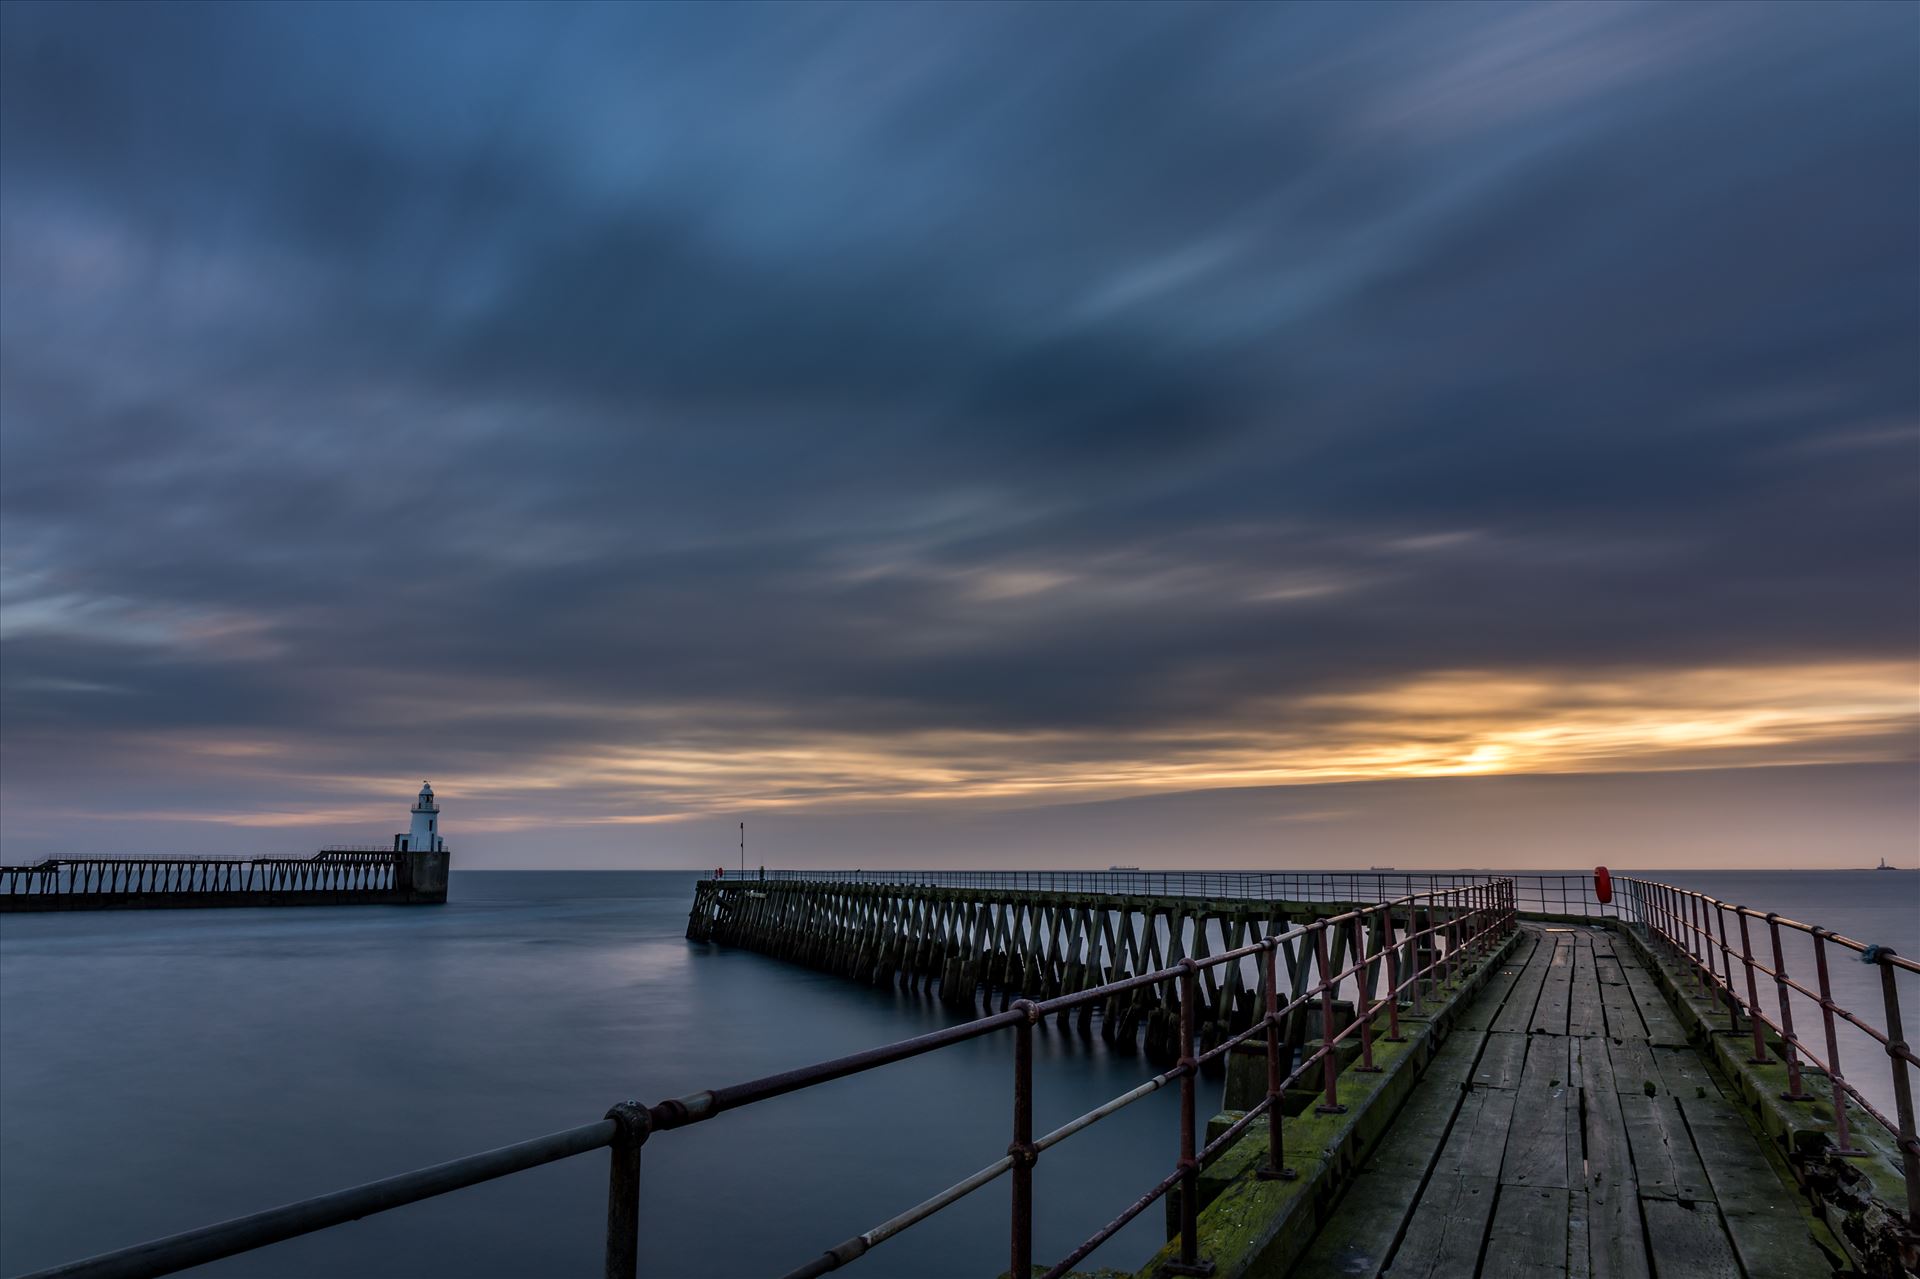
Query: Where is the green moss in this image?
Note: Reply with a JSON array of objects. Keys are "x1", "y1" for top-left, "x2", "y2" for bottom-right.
[{"x1": 1130, "y1": 932, "x2": 1523, "y2": 1279}]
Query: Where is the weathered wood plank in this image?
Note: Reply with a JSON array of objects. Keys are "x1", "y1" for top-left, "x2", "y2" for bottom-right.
[
  {"x1": 1608, "y1": 1039, "x2": 1661, "y2": 1096},
  {"x1": 1581, "y1": 1177, "x2": 1650, "y2": 1279},
  {"x1": 1566, "y1": 935, "x2": 1607, "y2": 1039},
  {"x1": 1435, "y1": 1088, "x2": 1518, "y2": 1180},
  {"x1": 1675, "y1": 1095, "x2": 1835, "y2": 1278},
  {"x1": 1640, "y1": 1197, "x2": 1739, "y2": 1279},
  {"x1": 1598, "y1": 974, "x2": 1648, "y2": 1043},
  {"x1": 1618, "y1": 956, "x2": 1690, "y2": 1048},
  {"x1": 1387, "y1": 1174, "x2": 1498, "y2": 1279},
  {"x1": 1502, "y1": 1037, "x2": 1572, "y2": 1189},
  {"x1": 1369, "y1": 1079, "x2": 1469, "y2": 1176},
  {"x1": 1578, "y1": 1038, "x2": 1651, "y2": 1279},
  {"x1": 1571, "y1": 1035, "x2": 1617, "y2": 1097},
  {"x1": 1529, "y1": 936, "x2": 1575, "y2": 1036},
  {"x1": 1489, "y1": 941, "x2": 1554, "y2": 1035},
  {"x1": 1473, "y1": 1032, "x2": 1530, "y2": 1090},
  {"x1": 1455, "y1": 933, "x2": 1543, "y2": 1032},
  {"x1": 1295, "y1": 1169, "x2": 1423, "y2": 1279},
  {"x1": 1620, "y1": 1094, "x2": 1712, "y2": 1202},
  {"x1": 1483, "y1": 1186, "x2": 1570, "y2": 1278},
  {"x1": 1652, "y1": 1046, "x2": 1721, "y2": 1101},
  {"x1": 1568, "y1": 1188, "x2": 1592, "y2": 1279},
  {"x1": 1581, "y1": 1057, "x2": 1636, "y2": 1194}
]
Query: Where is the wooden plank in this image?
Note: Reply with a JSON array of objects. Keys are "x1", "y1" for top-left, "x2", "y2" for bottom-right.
[
  {"x1": 1369, "y1": 1080, "x2": 1469, "y2": 1176},
  {"x1": 1387, "y1": 1174, "x2": 1497, "y2": 1279},
  {"x1": 1483, "y1": 1186, "x2": 1570, "y2": 1278},
  {"x1": 1489, "y1": 939, "x2": 1554, "y2": 1035},
  {"x1": 1435, "y1": 1088, "x2": 1519, "y2": 1179},
  {"x1": 1598, "y1": 974, "x2": 1648, "y2": 1043},
  {"x1": 1640, "y1": 1198, "x2": 1740, "y2": 1279},
  {"x1": 1571, "y1": 1035, "x2": 1617, "y2": 1097},
  {"x1": 1608, "y1": 1039, "x2": 1661, "y2": 1096},
  {"x1": 1716, "y1": 1207, "x2": 1836, "y2": 1279},
  {"x1": 1652, "y1": 1046, "x2": 1721, "y2": 1101},
  {"x1": 1673, "y1": 1097, "x2": 1796, "y2": 1214},
  {"x1": 1295, "y1": 1169, "x2": 1423, "y2": 1279},
  {"x1": 1581, "y1": 1176, "x2": 1650, "y2": 1279},
  {"x1": 1620, "y1": 1094, "x2": 1712, "y2": 1201},
  {"x1": 1456, "y1": 933, "x2": 1542, "y2": 1032},
  {"x1": 1567, "y1": 1188, "x2": 1591, "y2": 1279},
  {"x1": 1581, "y1": 1064, "x2": 1637, "y2": 1197},
  {"x1": 1529, "y1": 936, "x2": 1575, "y2": 1036},
  {"x1": 1502, "y1": 1037, "x2": 1572, "y2": 1189},
  {"x1": 1566, "y1": 935, "x2": 1607, "y2": 1039},
  {"x1": 1473, "y1": 1032, "x2": 1529, "y2": 1090},
  {"x1": 1677, "y1": 1095, "x2": 1835, "y2": 1279},
  {"x1": 1617, "y1": 951, "x2": 1690, "y2": 1047},
  {"x1": 1578, "y1": 1044, "x2": 1651, "y2": 1279}
]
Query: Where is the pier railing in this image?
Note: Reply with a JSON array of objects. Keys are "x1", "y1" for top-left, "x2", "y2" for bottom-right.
[
  {"x1": 0, "y1": 848, "x2": 449, "y2": 911},
  {"x1": 16, "y1": 877, "x2": 1517, "y2": 1279},
  {"x1": 1620, "y1": 876, "x2": 1920, "y2": 1223},
  {"x1": 0, "y1": 851, "x2": 399, "y2": 898},
  {"x1": 756, "y1": 867, "x2": 1615, "y2": 916}
]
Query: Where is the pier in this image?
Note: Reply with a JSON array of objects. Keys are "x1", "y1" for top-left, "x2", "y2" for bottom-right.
[
  {"x1": 1, "y1": 782, "x2": 451, "y2": 913},
  {"x1": 0, "y1": 847, "x2": 449, "y2": 912},
  {"x1": 9, "y1": 871, "x2": 1916, "y2": 1279}
]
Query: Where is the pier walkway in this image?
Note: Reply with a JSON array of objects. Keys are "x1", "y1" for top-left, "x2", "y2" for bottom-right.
[
  {"x1": 1295, "y1": 922, "x2": 1839, "y2": 1279},
  {"x1": 12, "y1": 873, "x2": 1912, "y2": 1279}
]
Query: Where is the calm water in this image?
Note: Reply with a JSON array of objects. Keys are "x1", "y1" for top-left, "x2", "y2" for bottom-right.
[{"x1": 2, "y1": 868, "x2": 1915, "y2": 1278}]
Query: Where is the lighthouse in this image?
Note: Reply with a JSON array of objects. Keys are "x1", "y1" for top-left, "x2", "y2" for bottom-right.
[{"x1": 405, "y1": 782, "x2": 444, "y2": 853}]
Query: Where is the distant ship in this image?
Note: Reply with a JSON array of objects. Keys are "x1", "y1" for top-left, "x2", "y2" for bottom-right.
[
  {"x1": 1109, "y1": 865, "x2": 1140, "y2": 871},
  {"x1": 1876, "y1": 858, "x2": 1902, "y2": 870}
]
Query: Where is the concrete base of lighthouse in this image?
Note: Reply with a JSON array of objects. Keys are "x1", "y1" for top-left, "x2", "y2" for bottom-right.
[{"x1": 396, "y1": 848, "x2": 450, "y2": 903}]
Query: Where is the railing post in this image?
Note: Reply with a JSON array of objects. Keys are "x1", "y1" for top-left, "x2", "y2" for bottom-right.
[
  {"x1": 1354, "y1": 915, "x2": 1378, "y2": 1073},
  {"x1": 1765, "y1": 914, "x2": 1809, "y2": 1101},
  {"x1": 1811, "y1": 929, "x2": 1864, "y2": 1157},
  {"x1": 1687, "y1": 891, "x2": 1707, "y2": 997},
  {"x1": 1168, "y1": 958, "x2": 1214, "y2": 1275},
  {"x1": 1381, "y1": 904, "x2": 1403, "y2": 1043},
  {"x1": 1872, "y1": 950, "x2": 1920, "y2": 1227},
  {"x1": 1010, "y1": 1000, "x2": 1037, "y2": 1279},
  {"x1": 603, "y1": 1102, "x2": 651, "y2": 1279},
  {"x1": 1408, "y1": 900, "x2": 1425, "y2": 1018},
  {"x1": 1736, "y1": 910, "x2": 1769, "y2": 1063},
  {"x1": 1257, "y1": 940, "x2": 1296, "y2": 1181},
  {"x1": 1314, "y1": 924, "x2": 1345, "y2": 1115},
  {"x1": 1715, "y1": 904, "x2": 1741, "y2": 1036}
]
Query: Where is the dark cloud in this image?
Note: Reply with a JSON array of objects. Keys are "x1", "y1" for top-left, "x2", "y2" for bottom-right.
[{"x1": 1, "y1": 1, "x2": 1915, "y2": 859}]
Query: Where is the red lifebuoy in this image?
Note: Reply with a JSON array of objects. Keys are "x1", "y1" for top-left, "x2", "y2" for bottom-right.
[{"x1": 1594, "y1": 866, "x2": 1612, "y2": 905}]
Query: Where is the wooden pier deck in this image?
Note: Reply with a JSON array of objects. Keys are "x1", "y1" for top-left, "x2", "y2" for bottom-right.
[{"x1": 1293, "y1": 922, "x2": 1841, "y2": 1279}]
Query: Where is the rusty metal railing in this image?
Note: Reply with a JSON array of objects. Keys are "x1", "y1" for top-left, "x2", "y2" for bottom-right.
[
  {"x1": 756, "y1": 866, "x2": 1613, "y2": 913},
  {"x1": 13, "y1": 878, "x2": 1517, "y2": 1279},
  {"x1": 1619, "y1": 876, "x2": 1920, "y2": 1225}
]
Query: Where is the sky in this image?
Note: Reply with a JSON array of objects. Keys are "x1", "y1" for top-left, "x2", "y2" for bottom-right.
[{"x1": 1, "y1": 1, "x2": 1915, "y2": 870}]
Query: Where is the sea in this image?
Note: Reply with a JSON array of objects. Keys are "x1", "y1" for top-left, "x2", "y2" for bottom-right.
[{"x1": 2, "y1": 868, "x2": 1914, "y2": 1279}]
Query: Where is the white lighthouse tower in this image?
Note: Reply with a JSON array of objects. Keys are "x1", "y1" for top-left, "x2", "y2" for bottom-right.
[{"x1": 406, "y1": 782, "x2": 443, "y2": 853}]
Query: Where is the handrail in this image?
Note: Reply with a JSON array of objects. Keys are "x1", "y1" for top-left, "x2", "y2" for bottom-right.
[
  {"x1": 12, "y1": 878, "x2": 1518, "y2": 1279},
  {"x1": 747, "y1": 867, "x2": 1614, "y2": 915},
  {"x1": 0, "y1": 850, "x2": 415, "y2": 899},
  {"x1": 1616, "y1": 876, "x2": 1920, "y2": 1227}
]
